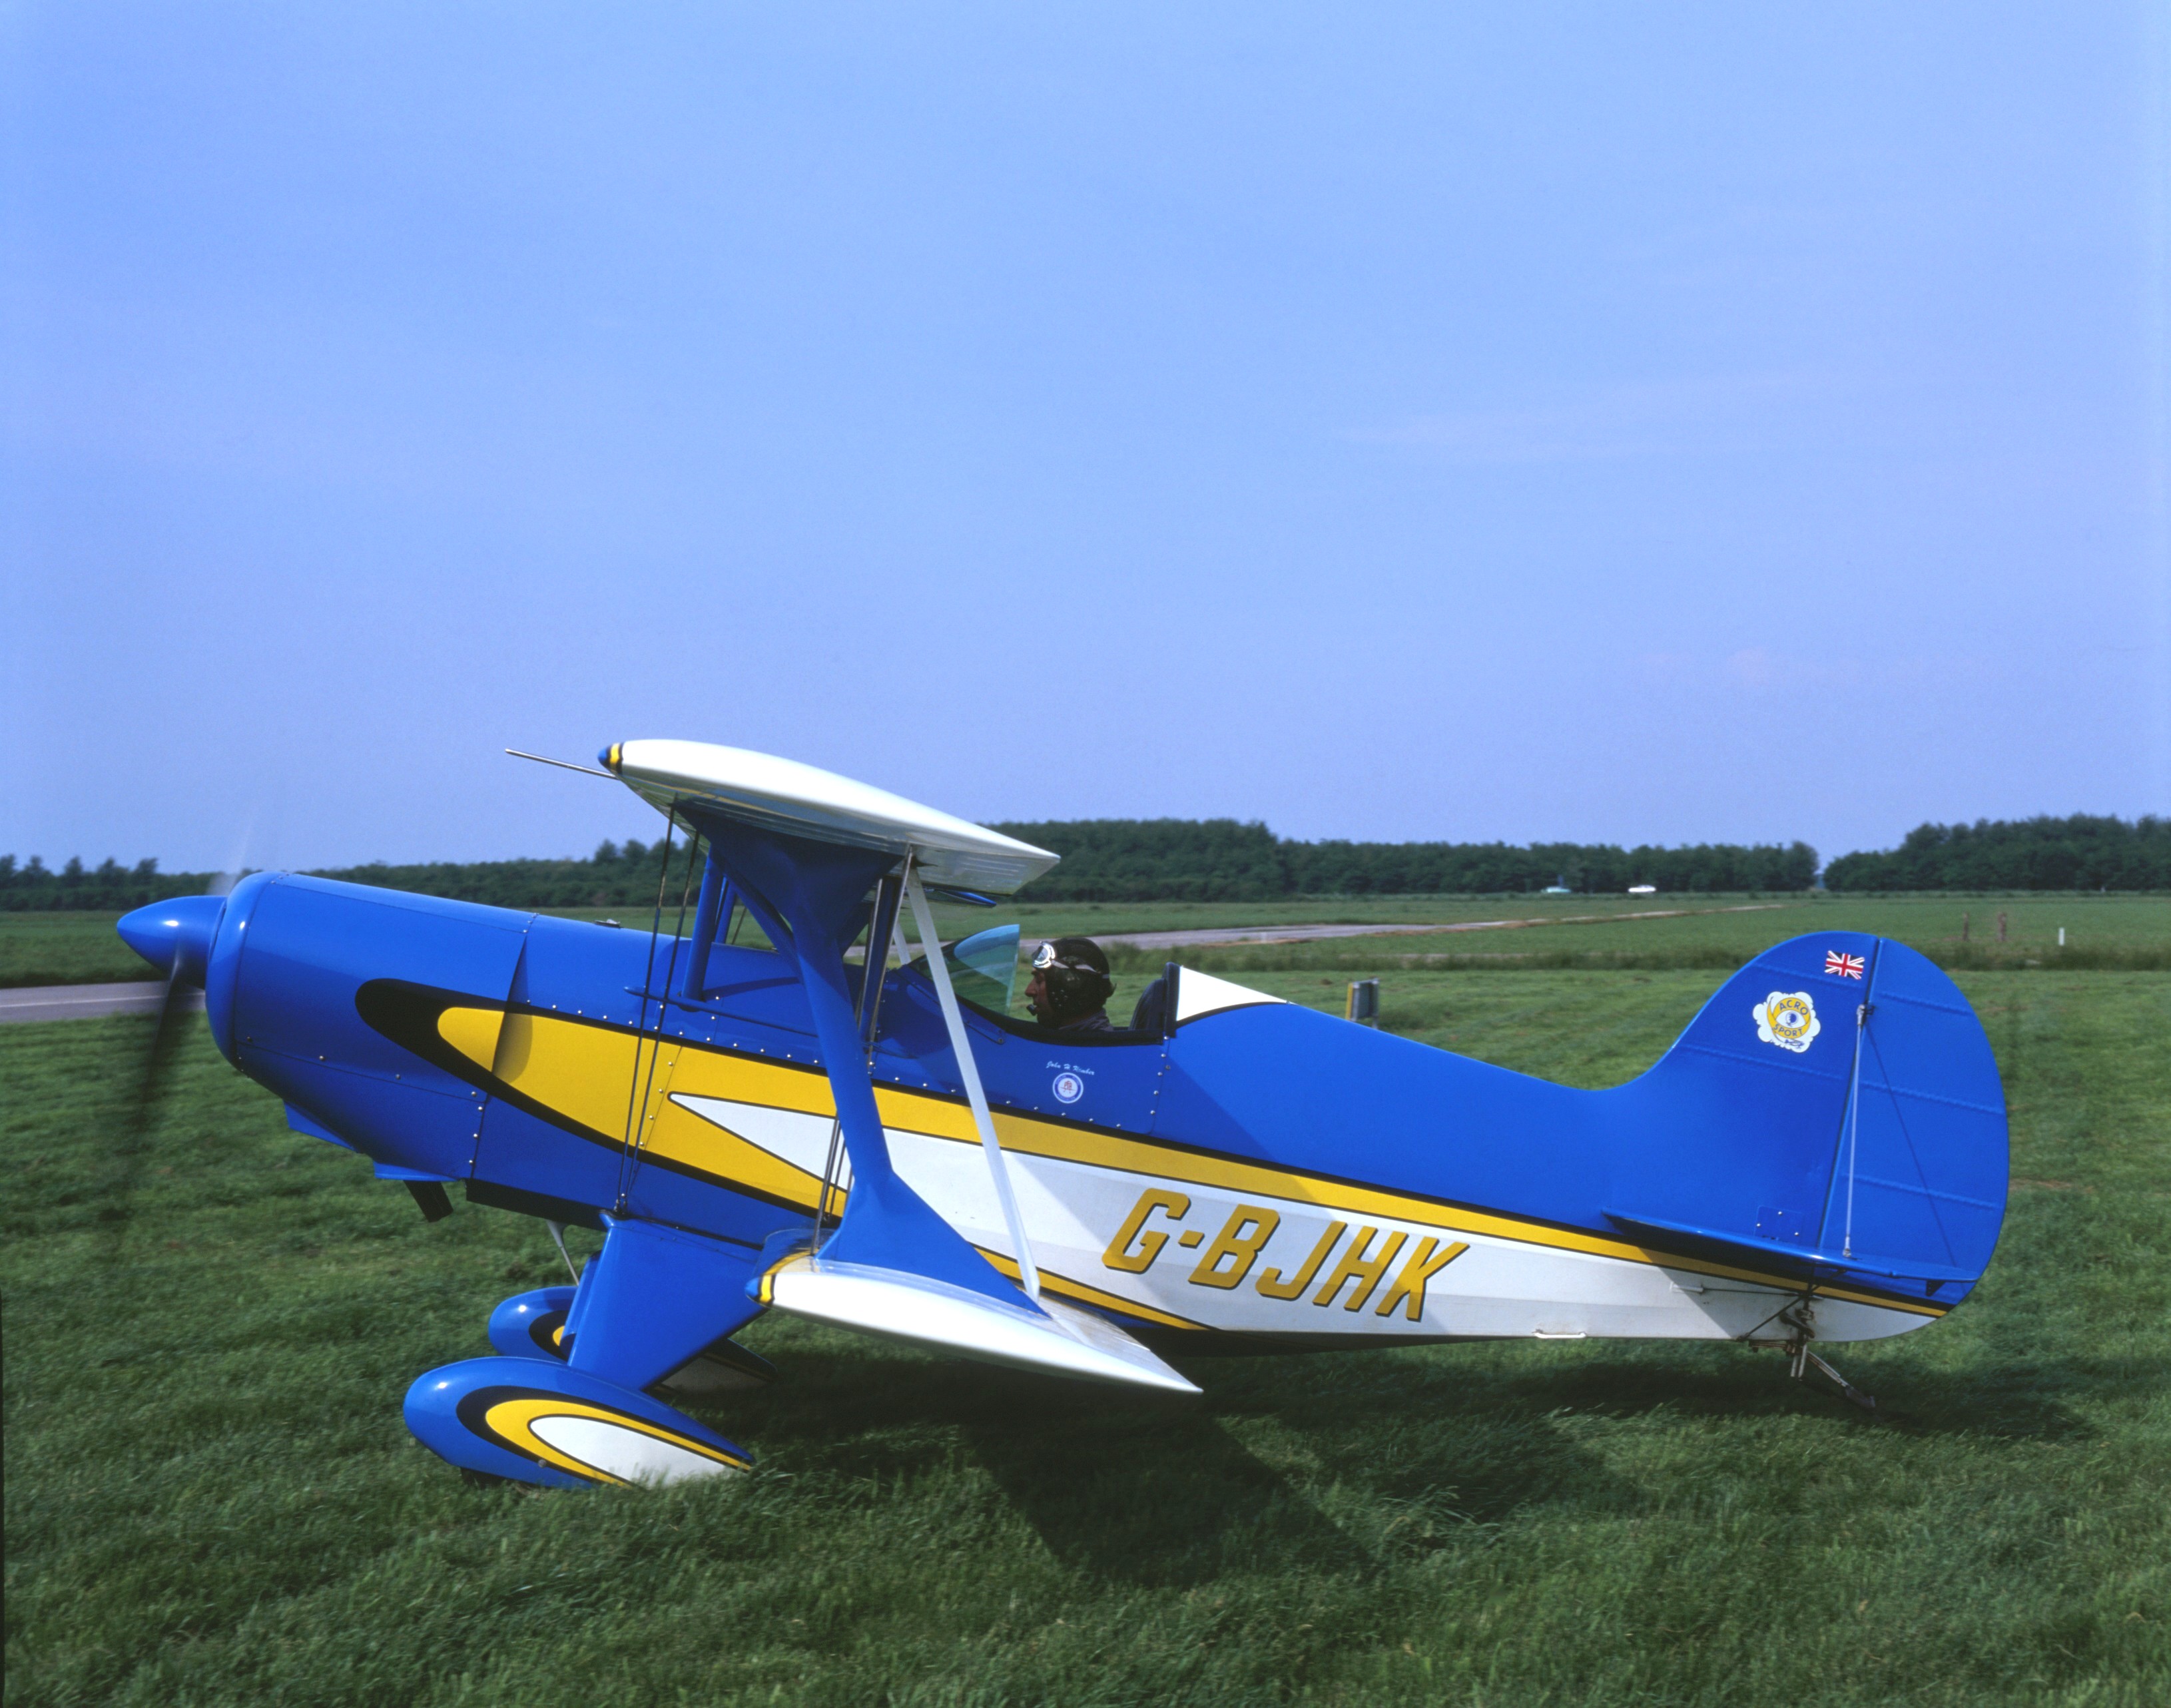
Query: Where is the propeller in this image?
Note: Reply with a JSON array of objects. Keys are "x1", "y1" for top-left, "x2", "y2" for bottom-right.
[
  {"x1": 107, "y1": 866, "x2": 240, "y2": 1244},
  {"x1": 117, "y1": 892, "x2": 221, "y2": 1083}
]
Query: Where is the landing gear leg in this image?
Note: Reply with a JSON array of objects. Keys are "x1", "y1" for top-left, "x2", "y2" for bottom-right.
[{"x1": 1787, "y1": 1338, "x2": 1877, "y2": 1414}]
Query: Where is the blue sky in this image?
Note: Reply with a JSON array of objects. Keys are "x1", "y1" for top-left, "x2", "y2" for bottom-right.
[{"x1": 5, "y1": 3, "x2": 2166, "y2": 873}]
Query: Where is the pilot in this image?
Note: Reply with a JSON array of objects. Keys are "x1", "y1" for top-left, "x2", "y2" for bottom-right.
[{"x1": 1025, "y1": 938, "x2": 1116, "y2": 1033}]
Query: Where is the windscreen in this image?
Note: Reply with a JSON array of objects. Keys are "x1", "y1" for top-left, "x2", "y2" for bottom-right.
[{"x1": 943, "y1": 924, "x2": 1020, "y2": 1012}]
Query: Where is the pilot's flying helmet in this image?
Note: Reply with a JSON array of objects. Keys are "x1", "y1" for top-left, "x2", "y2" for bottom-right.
[{"x1": 1028, "y1": 936, "x2": 1113, "y2": 1025}]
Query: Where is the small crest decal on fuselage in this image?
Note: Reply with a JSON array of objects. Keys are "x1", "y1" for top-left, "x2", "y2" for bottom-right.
[
  {"x1": 1753, "y1": 990, "x2": 1821, "y2": 1053},
  {"x1": 1051, "y1": 1070, "x2": 1086, "y2": 1105}
]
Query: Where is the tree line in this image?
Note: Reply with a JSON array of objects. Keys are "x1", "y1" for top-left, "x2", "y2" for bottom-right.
[
  {"x1": 0, "y1": 840, "x2": 687, "y2": 913},
  {"x1": 0, "y1": 856, "x2": 224, "y2": 912},
  {"x1": 1821, "y1": 814, "x2": 2168, "y2": 892},
  {"x1": 984, "y1": 820, "x2": 1819, "y2": 899},
  {"x1": 6, "y1": 812, "x2": 2159, "y2": 911}
]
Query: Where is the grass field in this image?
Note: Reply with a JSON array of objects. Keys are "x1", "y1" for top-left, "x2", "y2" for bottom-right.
[
  {"x1": 2, "y1": 895, "x2": 1741, "y2": 988},
  {"x1": 0, "y1": 912, "x2": 172, "y2": 988},
  {"x1": 5, "y1": 965, "x2": 2166, "y2": 1705},
  {"x1": 8, "y1": 891, "x2": 2166, "y2": 989}
]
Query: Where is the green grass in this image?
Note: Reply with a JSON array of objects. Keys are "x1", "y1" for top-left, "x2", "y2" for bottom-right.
[
  {"x1": 5, "y1": 896, "x2": 1648, "y2": 989},
  {"x1": 0, "y1": 913, "x2": 177, "y2": 989},
  {"x1": 5, "y1": 969, "x2": 2166, "y2": 1705},
  {"x1": 1099, "y1": 894, "x2": 2171, "y2": 983}
]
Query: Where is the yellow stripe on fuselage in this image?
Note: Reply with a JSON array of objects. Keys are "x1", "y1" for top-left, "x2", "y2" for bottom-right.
[{"x1": 472, "y1": 1009, "x2": 659, "y2": 1139}]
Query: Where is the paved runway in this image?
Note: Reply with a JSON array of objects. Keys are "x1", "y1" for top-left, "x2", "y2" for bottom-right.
[
  {"x1": 0, "y1": 982, "x2": 204, "y2": 1024},
  {"x1": 1088, "y1": 902, "x2": 1789, "y2": 952}
]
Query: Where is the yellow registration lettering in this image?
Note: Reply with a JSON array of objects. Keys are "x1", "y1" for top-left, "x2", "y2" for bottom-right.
[
  {"x1": 1187, "y1": 1205, "x2": 1281, "y2": 1290},
  {"x1": 1373, "y1": 1237, "x2": 1469, "y2": 1320},
  {"x1": 1101, "y1": 1188, "x2": 1190, "y2": 1273},
  {"x1": 1311, "y1": 1225, "x2": 1408, "y2": 1311},
  {"x1": 1255, "y1": 1219, "x2": 1346, "y2": 1300}
]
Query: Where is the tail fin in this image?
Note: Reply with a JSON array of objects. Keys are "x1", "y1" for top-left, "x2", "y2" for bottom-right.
[{"x1": 1605, "y1": 932, "x2": 2007, "y2": 1301}]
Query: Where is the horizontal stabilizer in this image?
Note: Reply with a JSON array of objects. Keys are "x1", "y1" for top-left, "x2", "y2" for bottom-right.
[
  {"x1": 1604, "y1": 1210, "x2": 1982, "y2": 1289},
  {"x1": 757, "y1": 1254, "x2": 1201, "y2": 1394}
]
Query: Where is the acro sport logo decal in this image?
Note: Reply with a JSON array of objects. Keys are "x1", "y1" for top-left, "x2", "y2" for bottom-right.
[{"x1": 1753, "y1": 990, "x2": 1821, "y2": 1054}]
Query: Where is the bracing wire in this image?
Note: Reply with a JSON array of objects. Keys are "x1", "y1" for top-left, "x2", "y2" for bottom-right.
[
  {"x1": 1839, "y1": 946, "x2": 1879, "y2": 1261},
  {"x1": 622, "y1": 818, "x2": 705, "y2": 1213},
  {"x1": 614, "y1": 807, "x2": 688, "y2": 1214}
]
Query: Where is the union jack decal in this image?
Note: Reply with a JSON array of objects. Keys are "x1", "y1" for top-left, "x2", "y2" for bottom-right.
[{"x1": 1824, "y1": 950, "x2": 1865, "y2": 980}]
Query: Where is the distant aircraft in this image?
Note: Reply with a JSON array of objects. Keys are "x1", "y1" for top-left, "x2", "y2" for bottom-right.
[
  {"x1": 1628, "y1": 884, "x2": 1658, "y2": 896},
  {"x1": 118, "y1": 740, "x2": 2009, "y2": 1487}
]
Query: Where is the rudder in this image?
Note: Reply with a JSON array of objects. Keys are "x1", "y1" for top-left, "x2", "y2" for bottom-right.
[{"x1": 1822, "y1": 938, "x2": 2007, "y2": 1286}]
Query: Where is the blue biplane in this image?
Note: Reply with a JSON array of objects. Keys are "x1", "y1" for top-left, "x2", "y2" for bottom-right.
[{"x1": 119, "y1": 740, "x2": 2008, "y2": 1487}]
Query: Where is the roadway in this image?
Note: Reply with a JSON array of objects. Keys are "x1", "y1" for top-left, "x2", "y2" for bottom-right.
[
  {"x1": 1087, "y1": 902, "x2": 1788, "y2": 951},
  {"x1": 0, "y1": 982, "x2": 204, "y2": 1024},
  {"x1": 0, "y1": 903, "x2": 1789, "y2": 1023}
]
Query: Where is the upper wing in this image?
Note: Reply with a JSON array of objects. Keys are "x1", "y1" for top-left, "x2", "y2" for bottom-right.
[{"x1": 601, "y1": 738, "x2": 1058, "y2": 896}]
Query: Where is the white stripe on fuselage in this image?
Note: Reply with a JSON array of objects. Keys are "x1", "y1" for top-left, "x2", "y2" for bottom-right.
[{"x1": 667, "y1": 1091, "x2": 1925, "y2": 1346}]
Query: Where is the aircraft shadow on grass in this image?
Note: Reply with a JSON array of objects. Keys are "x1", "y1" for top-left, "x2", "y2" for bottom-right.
[
  {"x1": 671, "y1": 1336, "x2": 2108, "y2": 1583},
  {"x1": 1847, "y1": 1362, "x2": 2110, "y2": 1445},
  {"x1": 673, "y1": 1342, "x2": 1634, "y2": 1585},
  {"x1": 1260, "y1": 1345, "x2": 2110, "y2": 1448}
]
